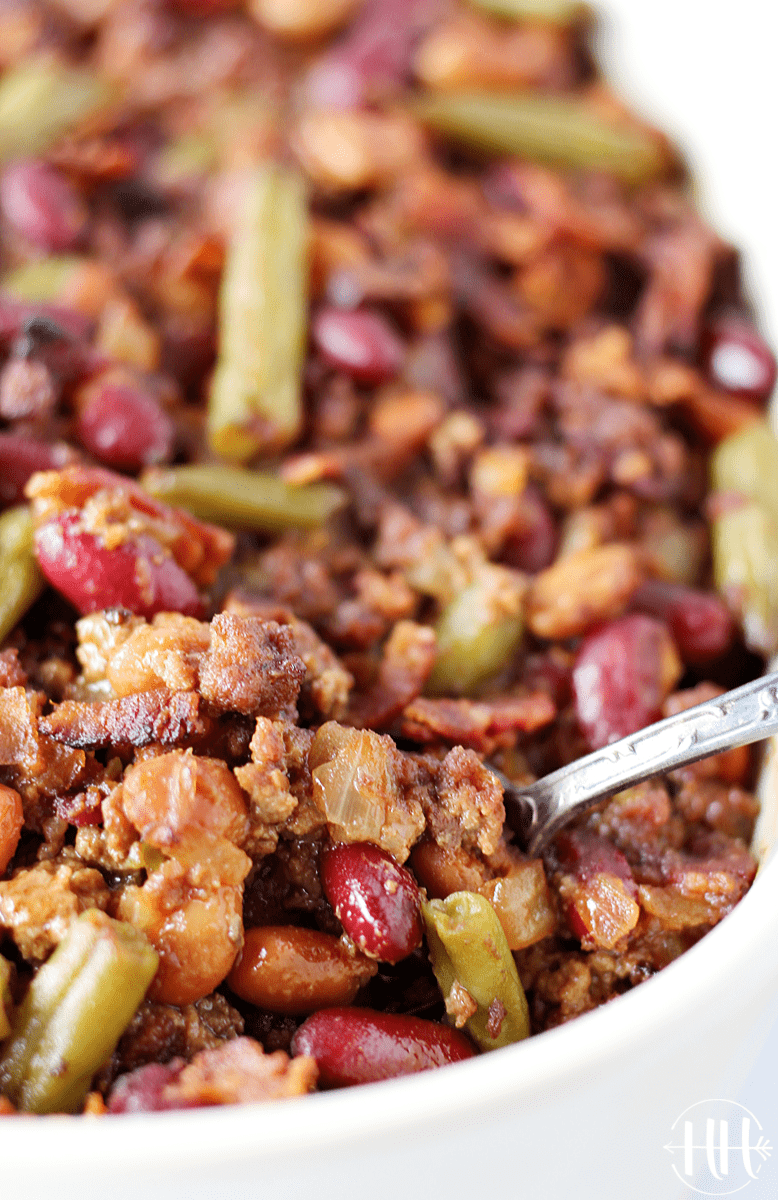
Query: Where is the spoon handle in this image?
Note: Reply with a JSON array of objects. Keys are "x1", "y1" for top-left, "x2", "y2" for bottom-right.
[{"x1": 507, "y1": 669, "x2": 778, "y2": 855}]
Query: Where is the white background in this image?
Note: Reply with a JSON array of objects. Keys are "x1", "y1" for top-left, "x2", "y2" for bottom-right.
[{"x1": 600, "y1": 0, "x2": 778, "y2": 1179}]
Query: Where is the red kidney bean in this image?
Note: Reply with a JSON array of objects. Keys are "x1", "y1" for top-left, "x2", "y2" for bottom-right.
[
  {"x1": 312, "y1": 307, "x2": 406, "y2": 384},
  {"x1": 34, "y1": 511, "x2": 204, "y2": 619},
  {"x1": 0, "y1": 433, "x2": 78, "y2": 506},
  {"x1": 701, "y1": 314, "x2": 777, "y2": 404},
  {"x1": 321, "y1": 842, "x2": 423, "y2": 963},
  {"x1": 76, "y1": 381, "x2": 175, "y2": 471},
  {"x1": 0, "y1": 159, "x2": 86, "y2": 252},
  {"x1": 631, "y1": 578, "x2": 734, "y2": 664},
  {"x1": 572, "y1": 614, "x2": 679, "y2": 750},
  {"x1": 290, "y1": 1007, "x2": 476, "y2": 1087}
]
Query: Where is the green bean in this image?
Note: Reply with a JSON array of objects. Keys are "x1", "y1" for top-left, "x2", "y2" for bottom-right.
[
  {"x1": 0, "y1": 58, "x2": 113, "y2": 163},
  {"x1": 0, "y1": 506, "x2": 44, "y2": 646},
  {"x1": 140, "y1": 463, "x2": 346, "y2": 532},
  {"x1": 422, "y1": 891, "x2": 530, "y2": 1051},
  {"x1": 0, "y1": 956, "x2": 12, "y2": 1042},
  {"x1": 412, "y1": 91, "x2": 670, "y2": 184},
  {"x1": 426, "y1": 567, "x2": 523, "y2": 696},
  {"x1": 710, "y1": 421, "x2": 778, "y2": 655},
  {"x1": 208, "y1": 163, "x2": 308, "y2": 461},
  {"x1": 0, "y1": 910, "x2": 158, "y2": 1114},
  {"x1": 466, "y1": 0, "x2": 590, "y2": 23},
  {"x1": 711, "y1": 501, "x2": 778, "y2": 657},
  {"x1": 711, "y1": 419, "x2": 778, "y2": 524}
]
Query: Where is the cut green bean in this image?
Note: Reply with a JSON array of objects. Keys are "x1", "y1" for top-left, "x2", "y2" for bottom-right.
[
  {"x1": 0, "y1": 910, "x2": 158, "y2": 1114},
  {"x1": 412, "y1": 91, "x2": 670, "y2": 184},
  {"x1": 140, "y1": 464, "x2": 346, "y2": 532},
  {"x1": 426, "y1": 566, "x2": 523, "y2": 696},
  {"x1": 710, "y1": 421, "x2": 778, "y2": 655},
  {"x1": 0, "y1": 58, "x2": 113, "y2": 163},
  {"x1": 422, "y1": 891, "x2": 529, "y2": 1051},
  {"x1": 711, "y1": 501, "x2": 778, "y2": 657},
  {"x1": 1, "y1": 256, "x2": 84, "y2": 303},
  {"x1": 711, "y1": 419, "x2": 778, "y2": 524},
  {"x1": 0, "y1": 506, "x2": 44, "y2": 646},
  {"x1": 0, "y1": 956, "x2": 12, "y2": 1042},
  {"x1": 466, "y1": 0, "x2": 590, "y2": 23},
  {"x1": 208, "y1": 163, "x2": 309, "y2": 461}
]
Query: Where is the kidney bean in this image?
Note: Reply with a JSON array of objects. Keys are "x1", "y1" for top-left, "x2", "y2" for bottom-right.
[
  {"x1": 312, "y1": 307, "x2": 406, "y2": 384},
  {"x1": 227, "y1": 925, "x2": 376, "y2": 1015},
  {"x1": 76, "y1": 381, "x2": 175, "y2": 471},
  {"x1": 321, "y1": 842, "x2": 423, "y2": 963},
  {"x1": 34, "y1": 511, "x2": 204, "y2": 619},
  {"x1": 0, "y1": 434, "x2": 78, "y2": 506},
  {"x1": 701, "y1": 314, "x2": 776, "y2": 404},
  {"x1": 631, "y1": 578, "x2": 734, "y2": 664},
  {"x1": 572, "y1": 613, "x2": 681, "y2": 750},
  {"x1": 291, "y1": 1007, "x2": 475, "y2": 1087},
  {"x1": 0, "y1": 160, "x2": 86, "y2": 252}
]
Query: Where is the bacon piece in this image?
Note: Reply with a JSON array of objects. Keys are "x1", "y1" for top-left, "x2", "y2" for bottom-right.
[
  {"x1": 348, "y1": 620, "x2": 436, "y2": 730},
  {"x1": 39, "y1": 690, "x2": 206, "y2": 749},
  {"x1": 401, "y1": 691, "x2": 556, "y2": 751}
]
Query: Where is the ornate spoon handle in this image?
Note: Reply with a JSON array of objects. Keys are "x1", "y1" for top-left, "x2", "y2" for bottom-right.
[{"x1": 504, "y1": 669, "x2": 778, "y2": 855}]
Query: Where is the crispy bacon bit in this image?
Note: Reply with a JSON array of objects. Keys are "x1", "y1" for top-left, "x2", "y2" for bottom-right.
[
  {"x1": 401, "y1": 691, "x2": 556, "y2": 751},
  {"x1": 109, "y1": 1038, "x2": 316, "y2": 1112},
  {"x1": 348, "y1": 620, "x2": 437, "y2": 730},
  {"x1": 39, "y1": 690, "x2": 206, "y2": 749}
]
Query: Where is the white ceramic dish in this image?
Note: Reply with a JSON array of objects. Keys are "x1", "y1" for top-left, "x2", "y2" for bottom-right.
[{"x1": 4, "y1": 4, "x2": 778, "y2": 1198}]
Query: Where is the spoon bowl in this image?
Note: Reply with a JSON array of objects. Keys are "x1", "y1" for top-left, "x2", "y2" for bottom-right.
[{"x1": 502, "y1": 669, "x2": 778, "y2": 854}]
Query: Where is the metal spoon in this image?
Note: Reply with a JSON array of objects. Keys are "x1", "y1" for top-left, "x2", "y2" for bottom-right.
[{"x1": 501, "y1": 669, "x2": 778, "y2": 855}]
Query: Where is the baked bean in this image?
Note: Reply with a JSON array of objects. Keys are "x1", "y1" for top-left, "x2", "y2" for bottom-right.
[
  {"x1": 227, "y1": 926, "x2": 377, "y2": 1014},
  {"x1": 321, "y1": 841, "x2": 422, "y2": 963},
  {"x1": 33, "y1": 511, "x2": 205, "y2": 619},
  {"x1": 290, "y1": 1007, "x2": 476, "y2": 1087},
  {"x1": 0, "y1": 783, "x2": 23, "y2": 876},
  {"x1": 409, "y1": 841, "x2": 489, "y2": 898}
]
